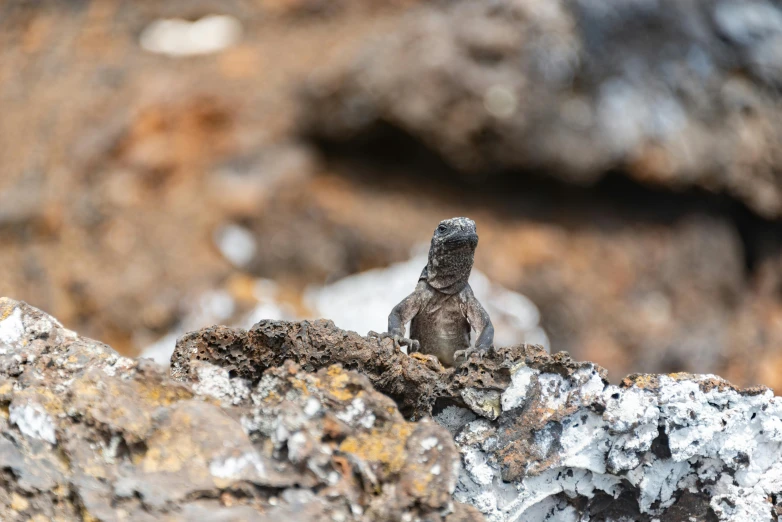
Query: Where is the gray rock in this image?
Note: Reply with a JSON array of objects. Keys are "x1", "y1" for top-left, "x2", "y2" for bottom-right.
[{"x1": 301, "y1": 0, "x2": 782, "y2": 218}]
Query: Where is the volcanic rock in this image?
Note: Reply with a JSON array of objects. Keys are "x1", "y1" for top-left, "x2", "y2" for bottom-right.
[{"x1": 302, "y1": 0, "x2": 782, "y2": 218}]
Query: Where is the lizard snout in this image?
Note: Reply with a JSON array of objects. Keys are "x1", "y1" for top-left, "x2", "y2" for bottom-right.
[{"x1": 444, "y1": 229, "x2": 478, "y2": 248}]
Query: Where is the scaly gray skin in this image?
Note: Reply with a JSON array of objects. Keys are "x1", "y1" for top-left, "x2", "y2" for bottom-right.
[{"x1": 386, "y1": 217, "x2": 494, "y2": 367}]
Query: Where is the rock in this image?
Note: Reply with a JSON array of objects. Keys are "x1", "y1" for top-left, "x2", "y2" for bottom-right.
[
  {"x1": 139, "y1": 15, "x2": 243, "y2": 57},
  {"x1": 521, "y1": 214, "x2": 747, "y2": 382},
  {"x1": 0, "y1": 0, "x2": 401, "y2": 360},
  {"x1": 6, "y1": 0, "x2": 782, "y2": 404},
  {"x1": 171, "y1": 320, "x2": 454, "y2": 419},
  {"x1": 175, "y1": 317, "x2": 782, "y2": 521},
  {"x1": 5, "y1": 295, "x2": 782, "y2": 521},
  {"x1": 301, "y1": 0, "x2": 782, "y2": 218},
  {"x1": 0, "y1": 298, "x2": 473, "y2": 521}
]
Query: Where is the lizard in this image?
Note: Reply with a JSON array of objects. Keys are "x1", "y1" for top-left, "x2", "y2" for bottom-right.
[{"x1": 385, "y1": 217, "x2": 494, "y2": 367}]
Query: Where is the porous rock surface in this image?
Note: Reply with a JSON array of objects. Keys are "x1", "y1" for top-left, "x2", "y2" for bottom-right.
[
  {"x1": 175, "y1": 318, "x2": 782, "y2": 521},
  {"x1": 3, "y1": 296, "x2": 782, "y2": 521},
  {"x1": 0, "y1": 297, "x2": 478, "y2": 521},
  {"x1": 302, "y1": 0, "x2": 782, "y2": 218}
]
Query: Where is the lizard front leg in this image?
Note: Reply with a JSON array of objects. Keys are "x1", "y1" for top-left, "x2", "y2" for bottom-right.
[
  {"x1": 455, "y1": 286, "x2": 495, "y2": 365},
  {"x1": 385, "y1": 289, "x2": 423, "y2": 352}
]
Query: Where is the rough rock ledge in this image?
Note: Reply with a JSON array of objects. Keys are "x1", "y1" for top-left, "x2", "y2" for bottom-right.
[{"x1": 1, "y1": 297, "x2": 781, "y2": 521}]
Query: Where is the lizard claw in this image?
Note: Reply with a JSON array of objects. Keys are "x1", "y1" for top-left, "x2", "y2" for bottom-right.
[
  {"x1": 454, "y1": 347, "x2": 488, "y2": 367},
  {"x1": 379, "y1": 332, "x2": 420, "y2": 353}
]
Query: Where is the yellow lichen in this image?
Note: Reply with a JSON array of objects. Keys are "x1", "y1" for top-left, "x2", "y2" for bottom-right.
[
  {"x1": 52, "y1": 484, "x2": 69, "y2": 498},
  {"x1": 142, "y1": 429, "x2": 202, "y2": 474},
  {"x1": 80, "y1": 507, "x2": 99, "y2": 522},
  {"x1": 0, "y1": 297, "x2": 15, "y2": 321},
  {"x1": 290, "y1": 377, "x2": 311, "y2": 397},
  {"x1": 81, "y1": 462, "x2": 109, "y2": 480},
  {"x1": 338, "y1": 423, "x2": 414, "y2": 474},
  {"x1": 667, "y1": 372, "x2": 695, "y2": 381},
  {"x1": 135, "y1": 381, "x2": 193, "y2": 407},
  {"x1": 323, "y1": 366, "x2": 356, "y2": 402},
  {"x1": 409, "y1": 472, "x2": 433, "y2": 497},
  {"x1": 70, "y1": 374, "x2": 194, "y2": 442},
  {"x1": 11, "y1": 492, "x2": 29, "y2": 511},
  {"x1": 0, "y1": 380, "x2": 13, "y2": 397},
  {"x1": 627, "y1": 374, "x2": 659, "y2": 389},
  {"x1": 16, "y1": 387, "x2": 64, "y2": 416},
  {"x1": 475, "y1": 396, "x2": 501, "y2": 419},
  {"x1": 262, "y1": 390, "x2": 281, "y2": 403}
]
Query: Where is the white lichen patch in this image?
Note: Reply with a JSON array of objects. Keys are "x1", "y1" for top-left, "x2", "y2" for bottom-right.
[
  {"x1": 711, "y1": 487, "x2": 770, "y2": 521},
  {"x1": 9, "y1": 403, "x2": 57, "y2": 444},
  {"x1": 518, "y1": 495, "x2": 579, "y2": 522},
  {"x1": 209, "y1": 451, "x2": 265, "y2": 480},
  {"x1": 304, "y1": 397, "x2": 322, "y2": 417},
  {"x1": 336, "y1": 398, "x2": 375, "y2": 429},
  {"x1": 501, "y1": 365, "x2": 537, "y2": 411},
  {"x1": 626, "y1": 457, "x2": 691, "y2": 512},
  {"x1": 603, "y1": 385, "x2": 659, "y2": 432},
  {"x1": 102, "y1": 355, "x2": 135, "y2": 377},
  {"x1": 192, "y1": 362, "x2": 251, "y2": 406},
  {"x1": 140, "y1": 15, "x2": 242, "y2": 57},
  {"x1": 421, "y1": 436, "x2": 440, "y2": 451},
  {"x1": 455, "y1": 369, "x2": 782, "y2": 521},
  {"x1": 287, "y1": 432, "x2": 309, "y2": 463},
  {"x1": 462, "y1": 448, "x2": 495, "y2": 486},
  {"x1": 20, "y1": 311, "x2": 60, "y2": 342},
  {"x1": 493, "y1": 467, "x2": 622, "y2": 521},
  {"x1": 435, "y1": 405, "x2": 478, "y2": 436},
  {"x1": 558, "y1": 411, "x2": 608, "y2": 473},
  {"x1": 102, "y1": 435, "x2": 122, "y2": 464},
  {"x1": 0, "y1": 307, "x2": 25, "y2": 349}
]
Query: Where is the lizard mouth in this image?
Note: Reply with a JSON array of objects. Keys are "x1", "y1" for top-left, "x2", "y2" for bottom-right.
[{"x1": 444, "y1": 231, "x2": 478, "y2": 249}]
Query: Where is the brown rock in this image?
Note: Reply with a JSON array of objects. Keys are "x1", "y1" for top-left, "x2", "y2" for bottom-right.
[{"x1": 0, "y1": 299, "x2": 475, "y2": 521}]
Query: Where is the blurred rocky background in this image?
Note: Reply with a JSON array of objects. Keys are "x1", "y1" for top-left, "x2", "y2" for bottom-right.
[{"x1": 3, "y1": 0, "x2": 782, "y2": 388}]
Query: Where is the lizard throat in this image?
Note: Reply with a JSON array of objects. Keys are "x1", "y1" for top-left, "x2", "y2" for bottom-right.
[{"x1": 422, "y1": 243, "x2": 475, "y2": 294}]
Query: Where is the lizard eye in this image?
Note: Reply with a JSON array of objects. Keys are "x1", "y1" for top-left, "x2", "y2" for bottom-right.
[{"x1": 437, "y1": 224, "x2": 447, "y2": 233}]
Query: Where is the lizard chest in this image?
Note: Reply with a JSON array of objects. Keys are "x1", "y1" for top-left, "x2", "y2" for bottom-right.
[{"x1": 413, "y1": 293, "x2": 469, "y2": 338}]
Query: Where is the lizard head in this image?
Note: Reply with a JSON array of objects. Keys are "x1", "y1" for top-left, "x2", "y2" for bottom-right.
[
  {"x1": 423, "y1": 217, "x2": 478, "y2": 294},
  {"x1": 432, "y1": 217, "x2": 478, "y2": 249}
]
